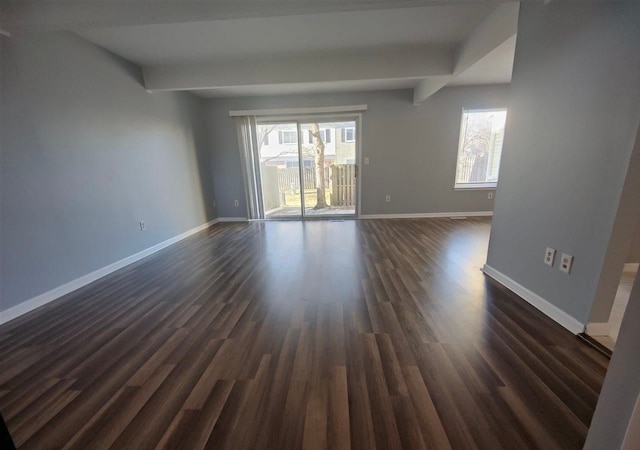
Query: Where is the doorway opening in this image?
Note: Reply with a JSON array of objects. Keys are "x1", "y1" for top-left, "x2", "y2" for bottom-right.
[
  {"x1": 589, "y1": 260, "x2": 639, "y2": 353},
  {"x1": 585, "y1": 125, "x2": 640, "y2": 354},
  {"x1": 255, "y1": 117, "x2": 359, "y2": 219}
]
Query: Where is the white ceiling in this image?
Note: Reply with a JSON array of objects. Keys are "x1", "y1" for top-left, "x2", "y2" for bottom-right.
[
  {"x1": 77, "y1": 5, "x2": 494, "y2": 66},
  {"x1": 11, "y1": 1, "x2": 518, "y2": 101}
]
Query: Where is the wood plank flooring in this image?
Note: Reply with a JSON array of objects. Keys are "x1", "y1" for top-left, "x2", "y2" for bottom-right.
[{"x1": 0, "y1": 218, "x2": 608, "y2": 449}]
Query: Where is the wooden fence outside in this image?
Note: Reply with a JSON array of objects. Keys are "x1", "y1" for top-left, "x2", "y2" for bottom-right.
[
  {"x1": 276, "y1": 167, "x2": 317, "y2": 192},
  {"x1": 457, "y1": 154, "x2": 488, "y2": 183},
  {"x1": 329, "y1": 164, "x2": 356, "y2": 207},
  {"x1": 261, "y1": 163, "x2": 357, "y2": 208},
  {"x1": 260, "y1": 165, "x2": 281, "y2": 211}
]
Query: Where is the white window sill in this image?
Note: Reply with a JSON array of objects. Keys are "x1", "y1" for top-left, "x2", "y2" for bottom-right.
[{"x1": 454, "y1": 183, "x2": 497, "y2": 191}]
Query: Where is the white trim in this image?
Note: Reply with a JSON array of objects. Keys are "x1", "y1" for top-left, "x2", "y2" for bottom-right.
[
  {"x1": 482, "y1": 264, "x2": 585, "y2": 334},
  {"x1": 0, "y1": 219, "x2": 219, "y2": 325},
  {"x1": 454, "y1": 184, "x2": 498, "y2": 190},
  {"x1": 462, "y1": 107, "x2": 508, "y2": 114},
  {"x1": 217, "y1": 217, "x2": 249, "y2": 222},
  {"x1": 359, "y1": 211, "x2": 493, "y2": 219},
  {"x1": 229, "y1": 105, "x2": 368, "y2": 117},
  {"x1": 356, "y1": 113, "x2": 363, "y2": 218},
  {"x1": 258, "y1": 113, "x2": 358, "y2": 123},
  {"x1": 586, "y1": 322, "x2": 611, "y2": 336}
]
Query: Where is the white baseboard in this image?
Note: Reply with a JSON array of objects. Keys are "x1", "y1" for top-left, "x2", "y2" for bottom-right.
[
  {"x1": 0, "y1": 218, "x2": 219, "y2": 326},
  {"x1": 217, "y1": 217, "x2": 248, "y2": 222},
  {"x1": 359, "y1": 211, "x2": 493, "y2": 219},
  {"x1": 482, "y1": 264, "x2": 585, "y2": 335},
  {"x1": 586, "y1": 322, "x2": 611, "y2": 336}
]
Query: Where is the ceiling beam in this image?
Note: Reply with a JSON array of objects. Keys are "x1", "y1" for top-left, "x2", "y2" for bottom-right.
[
  {"x1": 144, "y1": 46, "x2": 453, "y2": 92},
  {"x1": 412, "y1": 1, "x2": 519, "y2": 104},
  {"x1": 412, "y1": 77, "x2": 452, "y2": 105},
  {"x1": 453, "y1": 1, "x2": 519, "y2": 75}
]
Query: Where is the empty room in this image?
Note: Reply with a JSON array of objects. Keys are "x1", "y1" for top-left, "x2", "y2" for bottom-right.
[{"x1": 1, "y1": 1, "x2": 640, "y2": 449}]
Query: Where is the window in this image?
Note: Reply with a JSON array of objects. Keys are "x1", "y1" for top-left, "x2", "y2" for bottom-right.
[
  {"x1": 279, "y1": 130, "x2": 298, "y2": 145},
  {"x1": 342, "y1": 127, "x2": 355, "y2": 142},
  {"x1": 308, "y1": 129, "x2": 331, "y2": 144},
  {"x1": 454, "y1": 108, "x2": 507, "y2": 189},
  {"x1": 263, "y1": 132, "x2": 269, "y2": 146}
]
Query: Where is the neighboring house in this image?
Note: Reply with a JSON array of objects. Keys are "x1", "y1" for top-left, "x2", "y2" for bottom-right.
[
  {"x1": 335, "y1": 123, "x2": 357, "y2": 164},
  {"x1": 258, "y1": 122, "x2": 355, "y2": 167}
]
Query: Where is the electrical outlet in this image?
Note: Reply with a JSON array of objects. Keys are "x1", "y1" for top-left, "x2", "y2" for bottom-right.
[
  {"x1": 139, "y1": 221, "x2": 146, "y2": 231},
  {"x1": 544, "y1": 247, "x2": 556, "y2": 266},
  {"x1": 385, "y1": 195, "x2": 391, "y2": 202},
  {"x1": 488, "y1": 192, "x2": 494, "y2": 200},
  {"x1": 364, "y1": 157, "x2": 370, "y2": 165},
  {"x1": 234, "y1": 200, "x2": 240, "y2": 207},
  {"x1": 560, "y1": 253, "x2": 573, "y2": 274}
]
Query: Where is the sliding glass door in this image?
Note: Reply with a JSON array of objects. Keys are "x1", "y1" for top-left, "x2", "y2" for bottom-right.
[
  {"x1": 256, "y1": 122, "x2": 302, "y2": 218},
  {"x1": 299, "y1": 120, "x2": 356, "y2": 217},
  {"x1": 255, "y1": 117, "x2": 358, "y2": 219}
]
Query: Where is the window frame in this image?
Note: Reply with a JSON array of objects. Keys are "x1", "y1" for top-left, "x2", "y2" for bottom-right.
[
  {"x1": 308, "y1": 129, "x2": 331, "y2": 144},
  {"x1": 343, "y1": 127, "x2": 356, "y2": 143},
  {"x1": 453, "y1": 107, "x2": 507, "y2": 190},
  {"x1": 279, "y1": 130, "x2": 298, "y2": 145}
]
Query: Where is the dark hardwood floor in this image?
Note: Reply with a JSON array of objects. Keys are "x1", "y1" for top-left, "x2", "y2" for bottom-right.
[{"x1": 0, "y1": 218, "x2": 608, "y2": 449}]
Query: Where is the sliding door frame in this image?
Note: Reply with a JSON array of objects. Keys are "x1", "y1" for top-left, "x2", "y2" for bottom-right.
[
  {"x1": 256, "y1": 113, "x2": 362, "y2": 219},
  {"x1": 254, "y1": 119, "x2": 304, "y2": 219}
]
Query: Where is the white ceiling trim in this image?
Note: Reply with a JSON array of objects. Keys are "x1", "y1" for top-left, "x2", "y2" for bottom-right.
[{"x1": 229, "y1": 105, "x2": 368, "y2": 117}]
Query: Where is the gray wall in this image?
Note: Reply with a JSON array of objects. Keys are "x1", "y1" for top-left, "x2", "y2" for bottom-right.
[
  {"x1": 205, "y1": 86, "x2": 510, "y2": 218},
  {"x1": 486, "y1": 2, "x2": 640, "y2": 324},
  {"x1": 0, "y1": 32, "x2": 216, "y2": 312}
]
